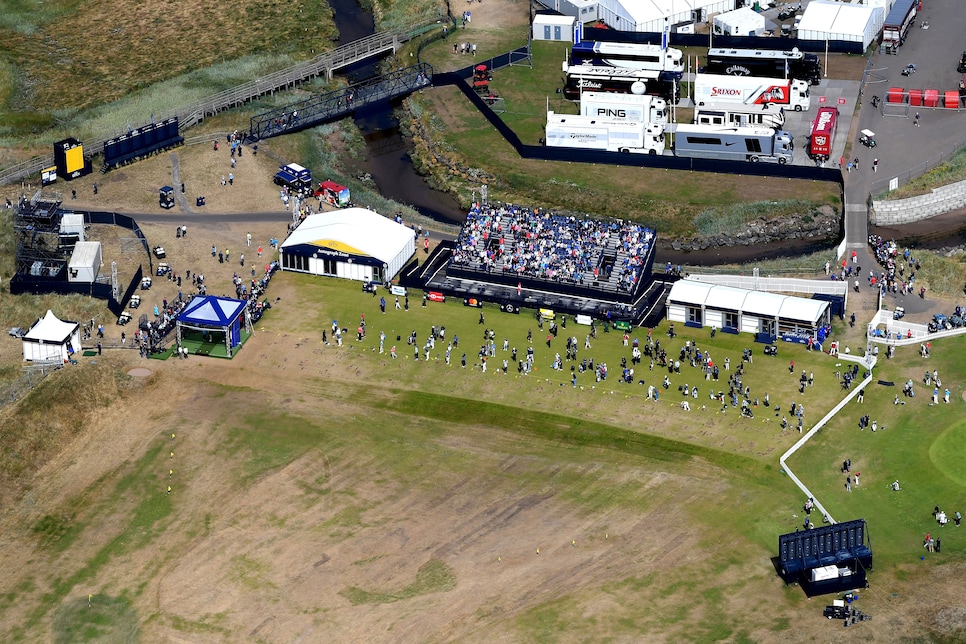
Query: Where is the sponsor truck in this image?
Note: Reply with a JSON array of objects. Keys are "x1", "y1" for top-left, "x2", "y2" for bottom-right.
[
  {"x1": 580, "y1": 91, "x2": 667, "y2": 126},
  {"x1": 694, "y1": 102, "x2": 785, "y2": 129},
  {"x1": 545, "y1": 112, "x2": 665, "y2": 155},
  {"x1": 807, "y1": 106, "x2": 838, "y2": 163},
  {"x1": 673, "y1": 124, "x2": 794, "y2": 164},
  {"x1": 693, "y1": 73, "x2": 810, "y2": 111}
]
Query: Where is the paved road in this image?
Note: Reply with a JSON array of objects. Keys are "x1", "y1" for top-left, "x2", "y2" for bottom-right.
[{"x1": 841, "y1": 0, "x2": 966, "y2": 299}]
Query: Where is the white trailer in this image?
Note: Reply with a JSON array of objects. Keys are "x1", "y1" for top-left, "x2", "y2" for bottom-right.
[
  {"x1": 579, "y1": 91, "x2": 667, "y2": 126},
  {"x1": 673, "y1": 124, "x2": 794, "y2": 164},
  {"x1": 693, "y1": 73, "x2": 811, "y2": 112},
  {"x1": 694, "y1": 102, "x2": 785, "y2": 129},
  {"x1": 545, "y1": 112, "x2": 665, "y2": 155},
  {"x1": 67, "y1": 241, "x2": 102, "y2": 283}
]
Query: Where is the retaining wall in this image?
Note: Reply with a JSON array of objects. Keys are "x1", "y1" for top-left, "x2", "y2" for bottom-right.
[{"x1": 871, "y1": 178, "x2": 966, "y2": 225}]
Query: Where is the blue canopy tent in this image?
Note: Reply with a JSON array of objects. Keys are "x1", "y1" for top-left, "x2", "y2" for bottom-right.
[{"x1": 175, "y1": 296, "x2": 252, "y2": 358}]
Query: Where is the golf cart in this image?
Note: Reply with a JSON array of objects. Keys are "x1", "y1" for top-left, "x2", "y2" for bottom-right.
[{"x1": 859, "y1": 129, "x2": 877, "y2": 148}]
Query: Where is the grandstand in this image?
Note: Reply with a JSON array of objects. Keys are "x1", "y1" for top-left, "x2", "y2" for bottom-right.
[{"x1": 406, "y1": 204, "x2": 672, "y2": 324}]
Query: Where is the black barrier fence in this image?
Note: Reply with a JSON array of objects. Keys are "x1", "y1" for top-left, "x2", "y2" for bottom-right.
[
  {"x1": 432, "y1": 72, "x2": 844, "y2": 184},
  {"x1": 581, "y1": 27, "x2": 866, "y2": 56},
  {"x1": 113, "y1": 265, "x2": 144, "y2": 317}
]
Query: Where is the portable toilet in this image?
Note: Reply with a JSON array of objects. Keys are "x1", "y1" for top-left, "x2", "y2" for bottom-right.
[
  {"x1": 908, "y1": 89, "x2": 922, "y2": 106},
  {"x1": 945, "y1": 91, "x2": 959, "y2": 108},
  {"x1": 924, "y1": 89, "x2": 940, "y2": 107},
  {"x1": 887, "y1": 87, "x2": 904, "y2": 103}
]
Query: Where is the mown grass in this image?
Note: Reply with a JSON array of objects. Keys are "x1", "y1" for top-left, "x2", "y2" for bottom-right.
[
  {"x1": 339, "y1": 559, "x2": 456, "y2": 605},
  {"x1": 223, "y1": 410, "x2": 326, "y2": 484},
  {"x1": 50, "y1": 593, "x2": 139, "y2": 644}
]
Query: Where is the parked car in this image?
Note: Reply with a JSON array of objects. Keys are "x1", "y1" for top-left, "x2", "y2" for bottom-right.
[{"x1": 8, "y1": 327, "x2": 26, "y2": 338}]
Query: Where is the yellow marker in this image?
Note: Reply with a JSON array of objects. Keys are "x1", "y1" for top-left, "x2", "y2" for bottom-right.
[
  {"x1": 170, "y1": 451, "x2": 174, "y2": 458},
  {"x1": 536, "y1": 548, "x2": 540, "y2": 555},
  {"x1": 171, "y1": 433, "x2": 176, "y2": 440},
  {"x1": 88, "y1": 594, "x2": 92, "y2": 608},
  {"x1": 166, "y1": 486, "x2": 172, "y2": 495},
  {"x1": 169, "y1": 469, "x2": 173, "y2": 477},
  {"x1": 498, "y1": 556, "x2": 502, "y2": 562},
  {"x1": 572, "y1": 539, "x2": 576, "y2": 547}
]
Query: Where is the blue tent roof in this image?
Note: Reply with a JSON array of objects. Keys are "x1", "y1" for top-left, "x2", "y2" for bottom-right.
[{"x1": 177, "y1": 296, "x2": 246, "y2": 327}]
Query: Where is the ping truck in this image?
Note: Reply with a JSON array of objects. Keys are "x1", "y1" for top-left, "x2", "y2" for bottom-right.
[
  {"x1": 693, "y1": 73, "x2": 811, "y2": 112},
  {"x1": 545, "y1": 112, "x2": 666, "y2": 155},
  {"x1": 579, "y1": 91, "x2": 668, "y2": 126},
  {"x1": 807, "y1": 106, "x2": 839, "y2": 165},
  {"x1": 693, "y1": 102, "x2": 785, "y2": 129},
  {"x1": 883, "y1": 0, "x2": 918, "y2": 51},
  {"x1": 702, "y1": 47, "x2": 822, "y2": 85},
  {"x1": 673, "y1": 124, "x2": 794, "y2": 164}
]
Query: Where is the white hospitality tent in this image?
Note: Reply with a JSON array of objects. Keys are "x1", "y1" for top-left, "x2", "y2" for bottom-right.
[
  {"x1": 22, "y1": 310, "x2": 82, "y2": 362},
  {"x1": 280, "y1": 208, "x2": 416, "y2": 284},
  {"x1": 596, "y1": 0, "x2": 736, "y2": 33},
  {"x1": 713, "y1": 7, "x2": 765, "y2": 36},
  {"x1": 667, "y1": 280, "x2": 831, "y2": 340},
  {"x1": 797, "y1": 1, "x2": 884, "y2": 51}
]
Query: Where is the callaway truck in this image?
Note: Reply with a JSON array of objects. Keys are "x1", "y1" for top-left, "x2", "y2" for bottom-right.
[
  {"x1": 693, "y1": 73, "x2": 810, "y2": 112},
  {"x1": 694, "y1": 102, "x2": 785, "y2": 129},
  {"x1": 545, "y1": 112, "x2": 666, "y2": 155},
  {"x1": 673, "y1": 124, "x2": 794, "y2": 164},
  {"x1": 807, "y1": 106, "x2": 839, "y2": 164},
  {"x1": 702, "y1": 47, "x2": 822, "y2": 85},
  {"x1": 883, "y1": 0, "x2": 918, "y2": 50},
  {"x1": 579, "y1": 91, "x2": 667, "y2": 126}
]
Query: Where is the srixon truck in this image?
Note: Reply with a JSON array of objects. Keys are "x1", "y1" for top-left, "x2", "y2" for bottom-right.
[
  {"x1": 693, "y1": 73, "x2": 810, "y2": 112},
  {"x1": 580, "y1": 91, "x2": 667, "y2": 126},
  {"x1": 694, "y1": 102, "x2": 785, "y2": 129},
  {"x1": 807, "y1": 106, "x2": 838, "y2": 164},
  {"x1": 545, "y1": 112, "x2": 666, "y2": 155},
  {"x1": 883, "y1": 0, "x2": 918, "y2": 51},
  {"x1": 673, "y1": 125, "x2": 794, "y2": 164}
]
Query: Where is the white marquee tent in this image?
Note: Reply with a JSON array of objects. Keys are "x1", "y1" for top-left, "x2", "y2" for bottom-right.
[
  {"x1": 667, "y1": 280, "x2": 831, "y2": 340},
  {"x1": 22, "y1": 310, "x2": 82, "y2": 362},
  {"x1": 797, "y1": 1, "x2": 884, "y2": 50},
  {"x1": 596, "y1": 0, "x2": 736, "y2": 33},
  {"x1": 280, "y1": 208, "x2": 415, "y2": 284}
]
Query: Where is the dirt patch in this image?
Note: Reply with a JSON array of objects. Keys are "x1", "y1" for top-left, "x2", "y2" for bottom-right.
[{"x1": 127, "y1": 367, "x2": 152, "y2": 377}]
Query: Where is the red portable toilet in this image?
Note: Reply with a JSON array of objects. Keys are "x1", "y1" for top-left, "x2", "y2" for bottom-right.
[
  {"x1": 924, "y1": 89, "x2": 940, "y2": 107},
  {"x1": 887, "y1": 87, "x2": 904, "y2": 103},
  {"x1": 945, "y1": 91, "x2": 959, "y2": 108},
  {"x1": 908, "y1": 89, "x2": 923, "y2": 106}
]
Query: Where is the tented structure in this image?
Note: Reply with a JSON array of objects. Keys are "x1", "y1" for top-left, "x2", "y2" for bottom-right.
[
  {"x1": 176, "y1": 296, "x2": 252, "y2": 358},
  {"x1": 533, "y1": 14, "x2": 578, "y2": 41},
  {"x1": 596, "y1": 0, "x2": 736, "y2": 33},
  {"x1": 22, "y1": 310, "x2": 82, "y2": 362},
  {"x1": 667, "y1": 280, "x2": 831, "y2": 342},
  {"x1": 280, "y1": 208, "x2": 415, "y2": 284},
  {"x1": 713, "y1": 7, "x2": 765, "y2": 36},
  {"x1": 797, "y1": 1, "x2": 884, "y2": 50}
]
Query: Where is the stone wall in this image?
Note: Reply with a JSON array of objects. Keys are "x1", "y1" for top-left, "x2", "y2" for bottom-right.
[{"x1": 872, "y1": 179, "x2": 966, "y2": 226}]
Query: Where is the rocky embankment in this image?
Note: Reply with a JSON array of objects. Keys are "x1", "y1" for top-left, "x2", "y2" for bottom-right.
[{"x1": 669, "y1": 206, "x2": 840, "y2": 252}]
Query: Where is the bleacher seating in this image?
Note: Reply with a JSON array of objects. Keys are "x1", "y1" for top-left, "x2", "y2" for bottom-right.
[{"x1": 450, "y1": 204, "x2": 656, "y2": 295}]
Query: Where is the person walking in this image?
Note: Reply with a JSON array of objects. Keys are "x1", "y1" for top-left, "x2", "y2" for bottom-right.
[
  {"x1": 873, "y1": 158, "x2": 879, "y2": 172},
  {"x1": 247, "y1": 232, "x2": 252, "y2": 247},
  {"x1": 914, "y1": 112, "x2": 920, "y2": 127}
]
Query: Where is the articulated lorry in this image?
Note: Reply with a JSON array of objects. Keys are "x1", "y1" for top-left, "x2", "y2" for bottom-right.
[
  {"x1": 579, "y1": 91, "x2": 667, "y2": 126},
  {"x1": 545, "y1": 112, "x2": 666, "y2": 155},
  {"x1": 883, "y1": 0, "x2": 918, "y2": 50},
  {"x1": 693, "y1": 73, "x2": 810, "y2": 111},
  {"x1": 673, "y1": 124, "x2": 794, "y2": 164},
  {"x1": 702, "y1": 47, "x2": 822, "y2": 85}
]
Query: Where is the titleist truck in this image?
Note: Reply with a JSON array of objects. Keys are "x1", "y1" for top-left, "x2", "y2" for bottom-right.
[
  {"x1": 545, "y1": 112, "x2": 666, "y2": 155},
  {"x1": 694, "y1": 73, "x2": 810, "y2": 112}
]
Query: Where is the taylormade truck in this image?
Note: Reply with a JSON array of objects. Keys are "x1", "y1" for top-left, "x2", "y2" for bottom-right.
[
  {"x1": 545, "y1": 112, "x2": 666, "y2": 155},
  {"x1": 673, "y1": 124, "x2": 794, "y2": 164},
  {"x1": 579, "y1": 91, "x2": 668, "y2": 126},
  {"x1": 694, "y1": 73, "x2": 810, "y2": 112}
]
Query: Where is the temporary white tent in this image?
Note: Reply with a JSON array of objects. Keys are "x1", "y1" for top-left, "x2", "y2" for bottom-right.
[
  {"x1": 22, "y1": 310, "x2": 82, "y2": 362},
  {"x1": 280, "y1": 208, "x2": 415, "y2": 283},
  {"x1": 597, "y1": 0, "x2": 736, "y2": 32},
  {"x1": 667, "y1": 280, "x2": 831, "y2": 340},
  {"x1": 533, "y1": 14, "x2": 577, "y2": 41},
  {"x1": 797, "y1": 1, "x2": 884, "y2": 50},
  {"x1": 713, "y1": 7, "x2": 765, "y2": 36}
]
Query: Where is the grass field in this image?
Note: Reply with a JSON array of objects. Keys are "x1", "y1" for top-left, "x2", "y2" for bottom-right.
[{"x1": 1, "y1": 272, "x2": 965, "y2": 640}]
